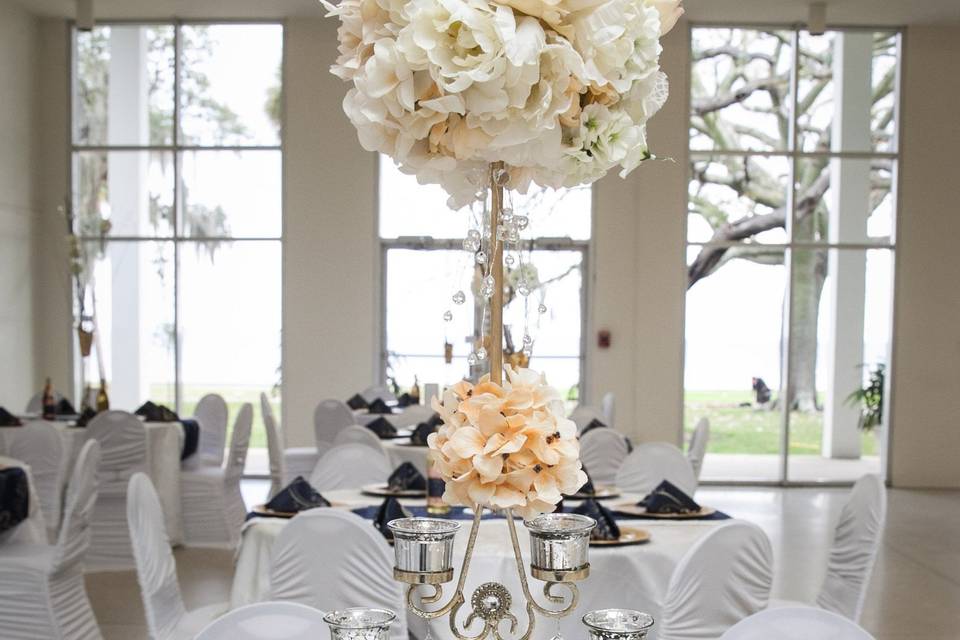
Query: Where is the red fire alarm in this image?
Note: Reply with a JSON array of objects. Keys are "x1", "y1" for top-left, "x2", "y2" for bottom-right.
[{"x1": 598, "y1": 329, "x2": 611, "y2": 349}]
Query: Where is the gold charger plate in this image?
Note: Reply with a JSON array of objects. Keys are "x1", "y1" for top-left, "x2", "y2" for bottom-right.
[
  {"x1": 614, "y1": 504, "x2": 716, "y2": 519},
  {"x1": 590, "y1": 526, "x2": 651, "y2": 547},
  {"x1": 250, "y1": 504, "x2": 298, "y2": 519},
  {"x1": 568, "y1": 486, "x2": 621, "y2": 500},
  {"x1": 361, "y1": 483, "x2": 426, "y2": 498}
]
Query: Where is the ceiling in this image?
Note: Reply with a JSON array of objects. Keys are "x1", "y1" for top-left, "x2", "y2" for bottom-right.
[{"x1": 13, "y1": 0, "x2": 960, "y2": 25}]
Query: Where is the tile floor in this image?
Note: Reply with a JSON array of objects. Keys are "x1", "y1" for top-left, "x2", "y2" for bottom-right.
[{"x1": 85, "y1": 481, "x2": 960, "y2": 639}]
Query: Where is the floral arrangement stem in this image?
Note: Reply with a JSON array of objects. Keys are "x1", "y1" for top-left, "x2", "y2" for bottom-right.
[{"x1": 489, "y1": 161, "x2": 505, "y2": 386}]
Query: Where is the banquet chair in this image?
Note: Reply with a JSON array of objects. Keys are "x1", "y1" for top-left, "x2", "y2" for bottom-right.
[
  {"x1": 769, "y1": 474, "x2": 887, "y2": 623},
  {"x1": 615, "y1": 442, "x2": 698, "y2": 497},
  {"x1": 720, "y1": 607, "x2": 876, "y2": 640},
  {"x1": 196, "y1": 602, "x2": 327, "y2": 640},
  {"x1": 686, "y1": 417, "x2": 710, "y2": 480},
  {"x1": 313, "y1": 399, "x2": 356, "y2": 444},
  {"x1": 333, "y1": 424, "x2": 386, "y2": 451},
  {"x1": 601, "y1": 391, "x2": 616, "y2": 426},
  {"x1": 269, "y1": 509, "x2": 409, "y2": 640},
  {"x1": 2, "y1": 420, "x2": 64, "y2": 542},
  {"x1": 0, "y1": 440, "x2": 103, "y2": 640},
  {"x1": 361, "y1": 385, "x2": 398, "y2": 404},
  {"x1": 187, "y1": 393, "x2": 230, "y2": 469},
  {"x1": 659, "y1": 521, "x2": 774, "y2": 640},
  {"x1": 262, "y1": 394, "x2": 332, "y2": 489},
  {"x1": 87, "y1": 410, "x2": 148, "y2": 570},
  {"x1": 579, "y1": 427, "x2": 630, "y2": 487},
  {"x1": 127, "y1": 473, "x2": 227, "y2": 639},
  {"x1": 569, "y1": 405, "x2": 606, "y2": 433},
  {"x1": 181, "y1": 403, "x2": 253, "y2": 548},
  {"x1": 309, "y1": 443, "x2": 392, "y2": 491},
  {"x1": 24, "y1": 390, "x2": 65, "y2": 414}
]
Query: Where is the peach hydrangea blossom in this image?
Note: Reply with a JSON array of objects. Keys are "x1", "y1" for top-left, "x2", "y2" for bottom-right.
[{"x1": 427, "y1": 367, "x2": 587, "y2": 519}]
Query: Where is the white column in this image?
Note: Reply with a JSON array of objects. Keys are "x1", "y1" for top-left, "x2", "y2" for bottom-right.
[
  {"x1": 823, "y1": 32, "x2": 872, "y2": 458},
  {"x1": 106, "y1": 26, "x2": 149, "y2": 409}
]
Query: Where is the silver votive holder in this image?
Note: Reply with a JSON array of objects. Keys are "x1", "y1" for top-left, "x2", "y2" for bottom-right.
[
  {"x1": 324, "y1": 607, "x2": 396, "y2": 640},
  {"x1": 524, "y1": 513, "x2": 596, "y2": 582},
  {"x1": 582, "y1": 609, "x2": 655, "y2": 640},
  {"x1": 388, "y1": 517, "x2": 461, "y2": 584}
]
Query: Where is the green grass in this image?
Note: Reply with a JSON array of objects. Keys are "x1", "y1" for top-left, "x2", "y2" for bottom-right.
[
  {"x1": 684, "y1": 390, "x2": 877, "y2": 456},
  {"x1": 152, "y1": 385, "x2": 278, "y2": 449}
]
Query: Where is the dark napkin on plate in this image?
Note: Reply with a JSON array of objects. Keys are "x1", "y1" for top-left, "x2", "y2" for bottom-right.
[
  {"x1": 580, "y1": 418, "x2": 607, "y2": 437},
  {"x1": 373, "y1": 496, "x2": 411, "y2": 540},
  {"x1": 0, "y1": 407, "x2": 23, "y2": 427},
  {"x1": 135, "y1": 400, "x2": 179, "y2": 422},
  {"x1": 265, "y1": 476, "x2": 330, "y2": 513},
  {"x1": 366, "y1": 416, "x2": 398, "y2": 439},
  {"x1": 573, "y1": 498, "x2": 620, "y2": 541},
  {"x1": 388, "y1": 462, "x2": 426, "y2": 491},
  {"x1": 396, "y1": 393, "x2": 415, "y2": 408},
  {"x1": 426, "y1": 413, "x2": 444, "y2": 428},
  {"x1": 638, "y1": 480, "x2": 700, "y2": 514},
  {"x1": 410, "y1": 421, "x2": 437, "y2": 446},
  {"x1": 74, "y1": 407, "x2": 98, "y2": 428},
  {"x1": 55, "y1": 398, "x2": 77, "y2": 416},
  {"x1": 0, "y1": 467, "x2": 30, "y2": 534},
  {"x1": 347, "y1": 393, "x2": 369, "y2": 410},
  {"x1": 367, "y1": 398, "x2": 394, "y2": 415}
]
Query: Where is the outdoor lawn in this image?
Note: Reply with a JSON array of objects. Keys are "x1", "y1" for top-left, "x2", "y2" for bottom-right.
[
  {"x1": 176, "y1": 386, "x2": 279, "y2": 450},
  {"x1": 684, "y1": 390, "x2": 878, "y2": 456}
]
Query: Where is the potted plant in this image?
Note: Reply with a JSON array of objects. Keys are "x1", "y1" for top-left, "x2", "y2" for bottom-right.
[{"x1": 846, "y1": 363, "x2": 885, "y2": 438}]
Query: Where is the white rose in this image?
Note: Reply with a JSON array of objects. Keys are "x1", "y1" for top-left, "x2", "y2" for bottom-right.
[
  {"x1": 562, "y1": 103, "x2": 647, "y2": 185},
  {"x1": 645, "y1": 0, "x2": 684, "y2": 36}
]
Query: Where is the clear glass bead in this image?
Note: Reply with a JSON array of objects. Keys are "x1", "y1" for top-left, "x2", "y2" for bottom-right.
[
  {"x1": 475, "y1": 251, "x2": 487, "y2": 265},
  {"x1": 522, "y1": 333, "x2": 533, "y2": 346},
  {"x1": 517, "y1": 281, "x2": 530, "y2": 296},
  {"x1": 467, "y1": 352, "x2": 478, "y2": 366},
  {"x1": 523, "y1": 347, "x2": 533, "y2": 357},
  {"x1": 505, "y1": 254, "x2": 516, "y2": 267},
  {"x1": 496, "y1": 227, "x2": 508, "y2": 242},
  {"x1": 538, "y1": 303, "x2": 547, "y2": 314},
  {"x1": 515, "y1": 215, "x2": 529, "y2": 230},
  {"x1": 443, "y1": 310, "x2": 453, "y2": 322},
  {"x1": 462, "y1": 238, "x2": 480, "y2": 252},
  {"x1": 452, "y1": 290, "x2": 466, "y2": 305},
  {"x1": 507, "y1": 229, "x2": 520, "y2": 243},
  {"x1": 467, "y1": 230, "x2": 481, "y2": 241},
  {"x1": 475, "y1": 347, "x2": 488, "y2": 362}
]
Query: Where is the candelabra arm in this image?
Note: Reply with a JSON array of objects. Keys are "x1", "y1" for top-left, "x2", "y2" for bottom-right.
[{"x1": 505, "y1": 510, "x2": 580, "y2": 620}]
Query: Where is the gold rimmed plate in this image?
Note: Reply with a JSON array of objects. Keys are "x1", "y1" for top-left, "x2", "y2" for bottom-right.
[
  {"x1": 590, "y1": 526, "x2": 651, "y2": 547},
  {"x1": 567, "y1": 486, "x2": 621, "y2": 500},
  {"x1": 614, "y1": 504, "x2": 717, "y2": 519},
  {"x1": 250, "y1": 504, "x2": 298, "y2": 519},
  {"x1": 361, "y1": 483, "x2": 427, "y2": 498}
]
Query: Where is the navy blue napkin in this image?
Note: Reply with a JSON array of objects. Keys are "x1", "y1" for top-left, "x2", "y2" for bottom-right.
[
  {"x1": 638, "y1": 480, "x2": 701, "y2": 514},
  {"x1": 387, "y1": 462, "x2": 426, "y2": 491},
  {"x1": 0, "y1": 467, "x2": 29, "y2": 534},
  {"x1": 55, "y1": 398, "x2": 77, "y2": 416},
  {"x1": 573, "y1": 498, "x2": 619, "y2": 541},
  {"x1": 396, "y1": 393, "x2": 415, "y2": 408},
  {"x1": 266, "y1": 476, "x2": 330, "y2": 513},
  {"x1": 367, "y1": 398, "x2": 393, "y2": 415},
  {"x1": 410, "y1": 421, "x2": 437, "y2": 446},
  {"x1": 0, "y1": 407, "x2": 22, "y2": 427},
  {"x1": 373, "y1": 497, "x2": 410, "y2": 540},
  {"x1": 179, "y1": 419, "x2": 200, "y2": 460},
  {"x1": 74, "y1": 407, "x2": 98, "y2": 428},
  {"x1": 366, "y1": 416, "x2": 398, "y2": 439},
  {"x1": 135, "y1": 401, "x2": 179, "y2": 422},
  {"x1": 347, "y1": 394, "x2": 369, "y2": 410},
  {"x1": 580, "y1": 418, "x2": 607, "y2": 437}
]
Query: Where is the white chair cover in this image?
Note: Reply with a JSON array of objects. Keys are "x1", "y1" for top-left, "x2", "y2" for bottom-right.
[
  {"x1": 87, "y1": 410, "x2": 148, "y2": 570},
  {"x1": 181, "y1": 403, "x2": 253, "y2": 548},
  {"x1": 361, "y1": 385, "x2": 397, "y2": 404},
  {"x1": 569, "y1": 405, "x2": 606, "y2": 433},
  {"x1": 269, "y1": 509, "x2": 408, "y2": 640},
  {"x1": 313, "y1": 399, "x2": 355, "y2": 445},
  {"x1": 615, "y1": 442, "x2": 698, "y2": 497},
  {"x1": 309, "y1": 443, "x2": 392, "y2": 491},
  {"x1": 192, "y1": 393, "x2": 230, "y2": 467},
  {"x1": 333, "y1": 424, "x2": 386, "y2": 451},
  {"x1": 3, "y1": 420, "x2": 64, "y2": 542},
  {"x1": 816, "y1": 474, "x2": 887, "y2": 622},
  {"x1": 686, "y1": 418, "x2": 710, "y2": 480},
  {"x1": 0, "y1": 440, "x2": 103, "y2": 640},
  {"x1": 284, "y1": 443, "x2": 330, "y2": 487},
  {"x1": 579, "y1": 428, "x2": 630, "y2": 487},
  {"x1": 24, "y1": 390, "x2": 65, "y2": 414},
  {"x1": 398, "y1": 404, "x2": 434, "y2": 425},
  {"x1": 601, "y1": 391, "x2": 615, "y2": 426},
  {"x1": 261, "y1": 393, "x2": 285, "y2": 498},
  {"x1": 720, "y1": 607, "x2": 876, "y2": 640},
  {"x1": 128, "y1": 473, "x2": 227, "y2": 640},
  {"x1": 659, "y1": 521, "x2": 774, "y2": 640},
  {"x1": 196, "y1": 602, "x2": 327, "y2": 640}
]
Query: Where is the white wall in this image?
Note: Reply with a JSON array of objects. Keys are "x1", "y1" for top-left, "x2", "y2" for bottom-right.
[{"x1": 0, "y1": 2, "x2": 39, "y2": 408}]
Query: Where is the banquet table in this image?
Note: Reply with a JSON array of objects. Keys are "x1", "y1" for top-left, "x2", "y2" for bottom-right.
[
  {"x1": 0, "y1": 456, "x2": 47, "y2": 546},
  {"x1": 230, "y1": 490, "x2": 730, "y2": 638}
]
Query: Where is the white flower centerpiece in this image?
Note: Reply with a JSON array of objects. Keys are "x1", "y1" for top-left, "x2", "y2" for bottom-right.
[{"x1": 322, "y1": 0, "x2": 680, "y2": 636}]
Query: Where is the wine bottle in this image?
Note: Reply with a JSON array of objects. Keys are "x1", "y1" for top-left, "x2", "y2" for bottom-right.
[
  {"x1": 426, "y1": 453, "x2": 449, "y2": 515},
  {"x1": 410, "y1": 375, "x2": 421, "y2": 404},
  {"x1": 42, "y1": 377, "x2": 56, "y2": 420},
  {"x1": 95, "y1": 378, "x2": 110, "y2": 412}
]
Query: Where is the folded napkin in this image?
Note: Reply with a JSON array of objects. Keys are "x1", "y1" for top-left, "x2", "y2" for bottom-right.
[
  {"x1": 135, "y1": 400, "x2": 179, "y2": 423},
  {"x1": 55, "y1": 398, "x2": 77, "y2": 416},
  {"x1": 580, "y1": 418, "x2": 607, "y2": 437},
  {"x1": 366, "y1": 416, "x2": 398, "y2": 439},
  {"x1": 0, "y1": 467, "x2": 29, "y2": 534},
  {"x1": 426, "y1": 413, "x2": 444, "y2": 428},
  {"x1": 410, "y1": 421, "x2": 437, "y2": 446},
  {"x1": 396, "y1": 393, "x2": 415, "y2": 408},
  {"x1": 74, "y1": 407, "x2": 98, "y2": 428},
  {"x1": 0, "y1": 407, "x2": 23, "y2": 427},
  {"x1": 347, "y1": 394, "x2": 369, "y2": 410},
  {"x1": 387, "y1": 462, "x2": 426, "y2": 492},
  {"x1": 265, "y1": 476, "x2": 330, "y2": 513},
  {"x1": 638, "y1": 480, "x2": 700, "y2": 514},
  {"x1": 573, "y1": 498, "x2": 620, "y2": 541},
  {"x1": 367, "y1": 398, "x2": 393, "y2": 415},
  {"x1": 179, "y1": 419, "x2": 200, "y2": 461},
  {"x1": 373, "y1": 497, "x2": 411, "y2": 540}
]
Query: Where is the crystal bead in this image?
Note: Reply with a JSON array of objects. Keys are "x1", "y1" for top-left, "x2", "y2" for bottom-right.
[
  {"x1": 475, "y1": 347, "x2": 488, "y2": 362},
  {"x1": 452, "y1": 290, "x2": 466, "y2": 305},
  {"x1": 538, "y1": 303, "x2": 547, "y2": 314},
  {"x1": 443, "y1": 310, "x2": 453, "y2": 322},
  {"x1": 467, "y1": 230, "x2": 481, "y2": 241},
  {"x1": 467, "y1": 352, "x2": 478, "y2": 366},
  {"x1": 523, "y1": 347, "x2": 533, "y2": 357},
  {"x1": 462, "y1": 238, "x2": 480, "y2": 252},
  {"x1": 507, "y1": 229, "x2": 520, "y2": 243},
  {"x1": 515, "y1": 215, "x2": 529, "y2": 230},
  {"x1": 496, "y1": 227, "x2": 508, "y2": 242},
  {"x1": 505, "y1": 254, "x2": 516, "y2": 267},
  {"x1": 522, "y1": 333, "x2": 533, "y2": 346},
  {"x1": 475, "y1": 251, "x2": 487, "y2": 265},
  {"x1": 517, "y1": 281, "x2": 530, "y2": 296}
]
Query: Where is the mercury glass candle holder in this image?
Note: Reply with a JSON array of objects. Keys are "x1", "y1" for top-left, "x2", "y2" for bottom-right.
[
  {"x1": 524, "y1": 513, "x2": 596, "y2": 582},
  {"x1": 582, "y1": 609, "x2": 655, "y2": 640},
  {"x1": 324, "y1": 608, "x2": 397, "y2": 640},
  {"x1": 388, "y1": 517, "x2": 461, "y2": 584}
]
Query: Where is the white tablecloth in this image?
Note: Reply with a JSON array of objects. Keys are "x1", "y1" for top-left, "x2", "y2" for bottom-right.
[
  {"x1": 354, "y1": 411, "x2": 422, "y2": 429},
  {"x1": 230, "y1": 490, "x2": 728, "y2": 638},
  {"x1": 381, "y1": 440, "x2": 431, "y2": 476},
  {"x1": 0, "y1": 456, "x2": 47, "y2": 546},
  {"x1": 55, "y1": 422, "x2": 185, "y2": 545}
]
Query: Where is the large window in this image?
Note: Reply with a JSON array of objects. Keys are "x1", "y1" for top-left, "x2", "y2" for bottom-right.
[
  {"x1": 379, "y1": 156, "x2": 590, "y2": 402},
  {"x1": 70, "y1": 23, "x2": 283, "y2": 451},
  {"x1": 685, "y1": 27, "x2": 899, "y2": 482}
]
